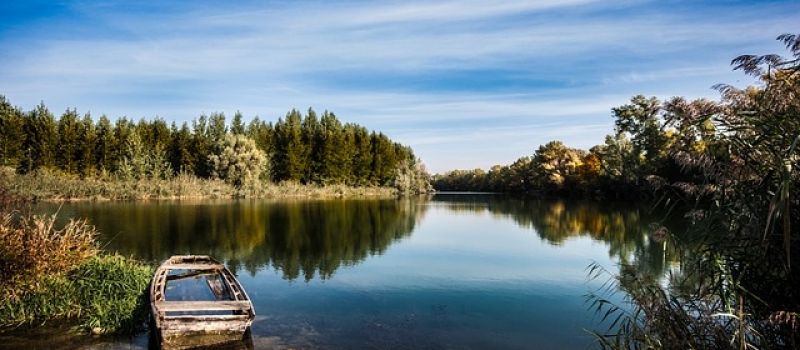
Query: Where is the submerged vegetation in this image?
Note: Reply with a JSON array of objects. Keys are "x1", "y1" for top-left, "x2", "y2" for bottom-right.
[{"x1": 0, "y1": 103, "x2": 432, "y2": 200}]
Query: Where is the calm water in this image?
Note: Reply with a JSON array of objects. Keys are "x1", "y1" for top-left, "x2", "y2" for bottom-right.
[{"x1": 4, "y1": 194, "x2": 681, "y2": 349}]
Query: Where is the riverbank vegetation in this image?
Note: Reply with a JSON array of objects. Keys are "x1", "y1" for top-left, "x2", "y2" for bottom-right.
[
  {"x1": 0, "y1": 103, "x2": 432, "y2": 200},
  {"x1": 582, "y1": 35, "x2": 800, "y2": 348},
  {"x1": 434, "y1": 33, "x2": 800, "y2": 348},
  {"x1": 0, "y1": 194, "x2": 152, "y2": 334}
]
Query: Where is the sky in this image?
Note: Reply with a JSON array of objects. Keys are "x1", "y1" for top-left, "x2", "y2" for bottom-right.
[{"x1": 0, "y1": 1, "x2": 798, "y2": 173}]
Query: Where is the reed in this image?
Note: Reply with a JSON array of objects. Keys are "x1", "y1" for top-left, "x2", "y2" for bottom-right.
[
  {"x1": 0, "y1": 166, "x2": 399, "y2": 201},
  {"x1": 0, "y1": 208, "x2": 152, "y2": 334}
]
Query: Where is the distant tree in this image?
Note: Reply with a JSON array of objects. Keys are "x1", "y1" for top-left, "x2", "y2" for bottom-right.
[
  {"x1": 169, "y1": 122, "x2": 195, "y2": 173},
  {"x1": 94, "y1": 115, "x2": 115, "y2": 173},
  {"x1": 18, "y1": 102, "x2": 57, "y2": 173},
  {"x1": 320, "y1": 111, "x2": 347, "y2": 184},
  {"x1": 272, "y1": 110, "x2": 306, "y2": 182},
  {"x1": 231, "y1": 111, "x2": 245, "y2": 135},
  {"x1": 532, "y1": 141, "x2": 585, "y2": 190},
  {"x1": 207, "y1": 112, "x2": 227, "y2": 142},
  {"x1": 371, "y1": 132, "x2": 396, "y2": 185},
  {"x1": 191, "y1": 115, "x2": 212, "y2": 177},
  {"x1": 0, "y1": 96, "x2": 24, "y2": 167},
  {"x1": 208, "y1": 134, "x2": 267, "y2": 188},
  {"x1": 393, "y1": 159, "x2": 433, "y2": 194},
  {"x1": 76, "y1": 113, "x2": 96, "y2": 177},
  {"x1": 57, "y1": 108, "x2": 81, "y2": 174},
  {"x1": 612, "y1": 95, "x2": 668, "y2": 176},
  {"x1": 301, "y1": 108, "x2": 320, "y2": 182},
  {"x1": 351, "y1": 126, "x2": 373, "y2": 186}
]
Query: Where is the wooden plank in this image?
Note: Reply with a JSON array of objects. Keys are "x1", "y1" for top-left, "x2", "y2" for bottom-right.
[
  {"x1": 161, "y1": 263, "x2": 224, "y2": 270},
  {"x1": 164, "y1": 315, "x2": 252, "y2": 321},
  {"x1": 155, "y1": 300, "x2": 251, "y2": 312},
  {"x1": 166, "y1": 270, "x2": 218, "y2": 281}
]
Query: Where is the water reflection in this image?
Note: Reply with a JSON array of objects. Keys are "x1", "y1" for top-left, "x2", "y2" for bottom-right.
[
  {"x1": 54, "y1": 199, "x2": 427, "y2": 281},
  {"x1": 432, "y1": 194, "x2": 682, "y2": 277},
  {"x1": 23, "y1": 195, "x2": 686, "y2": 349},
  {"x1": 51, "y1": 195, "x2": 679, "y2": 283}
]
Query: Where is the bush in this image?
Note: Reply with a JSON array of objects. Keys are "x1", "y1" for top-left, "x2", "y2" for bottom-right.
[{"x1": 208, "y1": 134, "x2": 268, "y2": 188}]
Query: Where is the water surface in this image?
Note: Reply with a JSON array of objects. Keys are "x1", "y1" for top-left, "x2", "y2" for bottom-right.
[{"x1": 5, "y1": 194, "x2": 680, "y2": 349}]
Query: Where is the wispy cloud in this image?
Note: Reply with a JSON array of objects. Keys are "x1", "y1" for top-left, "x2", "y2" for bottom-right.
[{"x1": 0, "y1": 0, "x2": 798, "y2": 172}]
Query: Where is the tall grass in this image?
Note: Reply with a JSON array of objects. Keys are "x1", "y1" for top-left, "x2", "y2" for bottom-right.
[
  {"x1": 0, "y1": 212, "x2": 97, "y2": 296},
  {"x1": 0, "y1": 205, "x2": 152, "y2": 334},
  {"x1": 0, "y1": 166, "x2": 399, "y2": 201}
]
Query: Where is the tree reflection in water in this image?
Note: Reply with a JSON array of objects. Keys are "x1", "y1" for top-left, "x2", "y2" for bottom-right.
[
  {"x1": 51, "y1": 195, "x2": 681, "y2": 282},
  {"x1": 58, "y1": 199, "x2": 426, "y2": 281},
  {"x1": 432, "y1": 194, "x2": 684, "y2": 278}
]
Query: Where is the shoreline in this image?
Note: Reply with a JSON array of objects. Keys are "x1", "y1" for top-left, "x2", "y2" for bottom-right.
[{"x1": 1, "y1": 167, "x2": 403, "y2": 203}]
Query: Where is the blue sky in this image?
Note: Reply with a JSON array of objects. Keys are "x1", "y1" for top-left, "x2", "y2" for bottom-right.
[{"x1": 0, "y1": 1, "x2": 797, "y2": 173}]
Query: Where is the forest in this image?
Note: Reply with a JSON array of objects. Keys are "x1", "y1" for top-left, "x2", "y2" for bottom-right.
[{"x1": 0, "y1": 101, "x2": 432, "y2": 196}]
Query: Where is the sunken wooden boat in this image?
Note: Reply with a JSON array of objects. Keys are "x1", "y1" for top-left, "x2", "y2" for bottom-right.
[{"x1": 150, "y1": 255, "x2": 255, "y2": 348}]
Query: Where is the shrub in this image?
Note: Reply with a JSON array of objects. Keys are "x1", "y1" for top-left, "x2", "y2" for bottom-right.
[{"x1": 208, "y1": 134, "x2": 268, "y2": 188}]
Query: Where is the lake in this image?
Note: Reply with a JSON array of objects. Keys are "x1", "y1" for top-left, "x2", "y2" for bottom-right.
[{"x1": 2, "y1": 194, "x2": 680, "y2": 349}]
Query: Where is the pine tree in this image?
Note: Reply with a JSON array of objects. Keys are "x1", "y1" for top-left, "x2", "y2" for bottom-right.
[
  {"x1": 301, "y1": 108, "x2": 320, "y2": 182},
  {"x1": 169, "y1": 122, "x2": 195, "y2": 173},
  {"x1": 57, "y1": 108, "x2": 81, "y2": 174},
  {"x1": 94, "y1": 115, "x2": 115, "y2": 173},
  {"x1": 320, "y1": 111, "x2": 346, "y2": 183},
  {"x1": 77, "y1": 113, "x2": 96, "y2": 177},
  {"x1": 18, "y1": 102, "x2": 57, "y2": 173},
  {"x1": 351, "y1": 126, "x2": 373, "y2": 185},
  {"x1": 231, "y1": 111, "x2": 245, "y2": 135},
  {"x1": 0, "y1": 95, "x2": 24, "y2": 167},
  {"x1": 192, "y1": 115, "x2": 212, "y2": 177},
  {"x1": 207, "y1": 112, "x2": 227, "y2": 142}
]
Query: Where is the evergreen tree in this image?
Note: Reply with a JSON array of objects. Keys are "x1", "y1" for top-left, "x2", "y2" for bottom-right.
[
  {"x1": 351, "y1": 126, "x2": 373, "y2": 185},
  {"x1": 113, "y1": 118, "x2": 135, "y2": 172},
  {"x1": 77, "y1": 113, "x2": 96, "y2": 177},
  {"x1": 57, "y1": 108, "x2": 81, "y2": 173},
  {"x1": 231, "y1": 111, "x2": 245, "y2": 135},
  {"x1": 246, "y1": 117, "x2": 273, "y2": 155},
  {"x1": 192, "y1": 115, "x2": 212, "y2": 177},
  {"x1": 207, "y1": 112, "x2": 227, "y2": 142},
  {"x1": 0, "y1": 96, "x2": 24, "y2": 167},
  {"x1": 169, "y1": 122, "x2": 195, "y2": 173},
  {"x1": 18, "y1": 102, "x2": 57, "y2": 173},
  {"x1": 320, "y1": 111, "x2": 347, "y2": 184},
  {"x1": 272, "y1": 110, "x2": 306, "y2": 182},
  {"x1": 301, "y1": 108, "x2": 320, "y2": 183},
  {"x1": 94, "y1": 115, "x2": 115, "y2": 173}
]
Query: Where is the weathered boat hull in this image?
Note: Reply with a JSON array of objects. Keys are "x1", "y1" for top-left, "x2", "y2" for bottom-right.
[{"x1": 150, "y1": 255, "x2": 256, "y2": 349}]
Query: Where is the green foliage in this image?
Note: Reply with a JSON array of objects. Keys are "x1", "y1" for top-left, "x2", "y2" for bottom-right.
[
  {"x1": 70, "y1": 255, "x2": 152, "y2": 333},
  {"x1": 0, "y1": 96, "x2": 419, "y2": 189},
  {"x1": 18, "y1": 102, "x2": 57, "y2": 174},
  {"x1": 393, "y1": 160, "x2": 433, "y2": 194},
  {"x1": 0, "y1": 254, "x2": 152, "y2": 334},
  {"x1": 0, "y1": 96, "x2": 24, "y2": 167}
]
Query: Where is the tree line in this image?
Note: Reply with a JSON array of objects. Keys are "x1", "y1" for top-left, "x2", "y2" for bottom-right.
[
  {"x1": 433, "y1": 93, "x2": 726, "y2": 199},
  {"x1": 0, "y1": 99, "x2": 429, "y2": 189}
]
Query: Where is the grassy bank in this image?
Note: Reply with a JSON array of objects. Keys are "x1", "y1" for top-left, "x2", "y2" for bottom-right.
[
  {"x1": 0, "y1": 208, "x2": 152, "y2": 334},
  {"x1": 0, "y1": 166, "x2": 398, "y2": 201}
]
